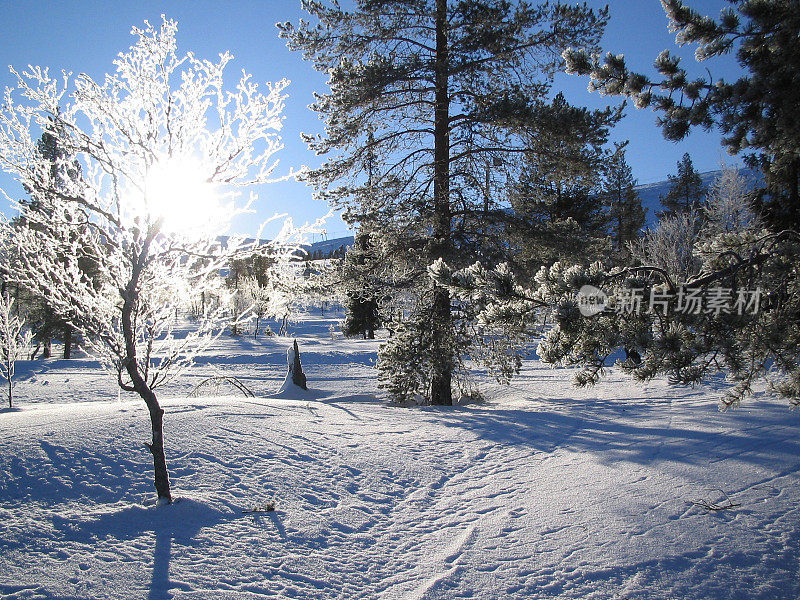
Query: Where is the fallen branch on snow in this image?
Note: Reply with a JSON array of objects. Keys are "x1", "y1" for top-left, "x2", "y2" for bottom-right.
[{"x1": 688, "y1": 489, "x2": 741, "y2": 512}]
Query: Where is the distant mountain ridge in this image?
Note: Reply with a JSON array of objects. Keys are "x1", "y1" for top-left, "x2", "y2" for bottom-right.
[
  {"x1": 216, "y1": 234, "x2": 355, "y2": 256},
  {"x1": 306, "y1": 236, "x2": 354, "y2": 258},
  {"x1": 226, "y1": 167, "x2": 761, "y2": 253}
]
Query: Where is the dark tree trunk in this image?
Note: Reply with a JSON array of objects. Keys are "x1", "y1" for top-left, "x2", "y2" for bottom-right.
[
  {"x1": 430, "y1": 286, "x2": 453, "y2": 405},
  {"x1": 126, "y1": 367, "x2": 172, "y2": 503},
  {"x1": 790, "y1": 158, "x2": 799, "y2": 225},
  {"x1": 42, "y1": 337, "x2": 51, "y2": 359},
  {"x1": 430, "y1": 0, "x2": 453, "y2": 405},
  {"x1": 280, "y1": 314, "x2": 289, "y2": 336},
  {"x1": 63, "y1": 324, "x2": 72, "y2": 359},
  {"x1": 125, "y1": 358, "x2": 172, "y2": 503},
  {"x1": 121, "y1": 226, "x2": 172, "y2": 503},
  {"x1": 142, "y1": 389, "x2": 172, "y2": 502}
]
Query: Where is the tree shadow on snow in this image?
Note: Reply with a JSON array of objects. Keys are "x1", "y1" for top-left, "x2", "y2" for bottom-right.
[
  {"x1": 508, "y1": 540, "x2": 800, "y2": 600},
  {"x1": 54, "y1": 498, "x2": 233, "y2": 600},
  {"x1": 0, "y1": 441, "x2": 143, "y2": 508},
  {"x1": 430, "y1": 400, "x2": 800, "y2": 469},
  {"x1": 11, "y1": 357, "x2": 103, "y2": 381}
]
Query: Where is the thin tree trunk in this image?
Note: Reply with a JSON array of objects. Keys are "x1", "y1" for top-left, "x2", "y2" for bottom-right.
[
  {"x1": 121, "y1": 225, "x2": 172, "y2": 503},
  {"x1": 430, "y1": 0, "x2": 453, "y2": 405},
  {"x1": 124, "y1": 358, "x2": 172, "y2": 502},
  {"x1": 123, "y1": 341, "x2": 173, "y2": 502},
  {"x1": 142, "y1": 389, "x2": 172, "y2": 501},
  {"x1": 791, "y1": 157, "x2": 799, "y2": 223},
  {"x1": 5, "y1": 347, "x2": 12, "y2": 408},
  {"x1": 63, "y1": 324, "x2": 72, "y2": 359},
  {"x1": 280, "y1": 314, "x2": 288, "y2": 336}
]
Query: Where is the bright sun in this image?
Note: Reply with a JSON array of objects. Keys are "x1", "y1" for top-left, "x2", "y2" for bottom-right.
[{"x1": 143, "y1": 158, "x2": 227, "y2": 235}]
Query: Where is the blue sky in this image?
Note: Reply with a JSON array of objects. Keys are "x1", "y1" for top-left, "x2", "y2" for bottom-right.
[{"x1": 0, "y1": 0, "x2": 744, "y2": 238}]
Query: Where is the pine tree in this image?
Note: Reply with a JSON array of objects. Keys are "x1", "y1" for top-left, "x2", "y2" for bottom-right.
[
  {"x1": 659, "y1": 153, "x2": 705, "y2": 219},
  {"x1": 563, "y1": 0, "x2": 800, "y2": 228},
  {"x1": 13, "y1": 126, "x2": 88, "y2": 359},
  {"x1": 279, "y1": 0, "x2": 610, "y2": 403},
  {"x1": 602, "y1": 144, "x2": 646, "y2": 252},
  {"x1": 341, "y1": 228, "x2": 381, "y2": 339},
  {"x1": 508, "y1": 94, "x2": 618, "y2": 271},
  {"x1": 434, "y1": 223, "x2": 800, "y2": 407}
]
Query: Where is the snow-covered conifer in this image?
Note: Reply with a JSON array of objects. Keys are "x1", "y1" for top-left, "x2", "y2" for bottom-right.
[
  {"x1": 280, "y1": 1, "x2": 613, "y2": 403},
  {"x1": 341, "y1": 228, "x2": 382, "y2": 340}
]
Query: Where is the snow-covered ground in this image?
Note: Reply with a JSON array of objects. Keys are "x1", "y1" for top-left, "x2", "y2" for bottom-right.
[{"x1": 1, "y1": 312, "x2": 799, "y2": 599}]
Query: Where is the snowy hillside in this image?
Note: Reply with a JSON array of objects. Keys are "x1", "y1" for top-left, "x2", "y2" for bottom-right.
[
  {"x1": 1, "y1": 313, "x2": 798, "y2": 600},
  {"x1": 306, "y1": 235, "x2": 354, "y2": 257}
]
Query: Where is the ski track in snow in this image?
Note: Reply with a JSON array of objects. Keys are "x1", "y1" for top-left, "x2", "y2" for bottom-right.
[{"x1": 1, "y1": 312, "x2": 799, "y2": 599}]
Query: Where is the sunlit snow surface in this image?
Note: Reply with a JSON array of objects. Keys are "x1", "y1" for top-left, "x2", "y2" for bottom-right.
[{"x1": 1, "y1": 311, "x2": 798, "y2": 599}]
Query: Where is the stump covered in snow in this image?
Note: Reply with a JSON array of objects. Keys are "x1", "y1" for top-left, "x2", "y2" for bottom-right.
[{"x1": 279, "y1": 339, "x2": 307, "y2": 392}]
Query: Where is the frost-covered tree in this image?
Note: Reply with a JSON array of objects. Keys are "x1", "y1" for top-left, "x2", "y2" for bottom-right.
[
  {"x1": 240, "y1": 277, "x2": 271, "y2": 339},
  {"x1": 0, "y1": 18, "x2": 308, "y2": 502},
  {"x1": 563, "y1": 0, "x2": 800, "y2": 227},
  {"x1": 629, "y1": 210, "x2": 700, "y2": 284},
  {"x1": 0, "y1": 295, "x2": 31, "y2": 408},
  {"x1": 628, "y1": 166, "x2": 760, "y2": 288},
  {"x1": 703, "y1": 163, "x2": 759, "y2": 236},
  {"x1": 13, "y1": 128, "x2": 88, "y2": 359},
  {"x1": 236, "y1": 262, "x2": 308, "y2": 338},
  {"x1": 279, "y1": 0, "x2": 611, "y2": 403}
]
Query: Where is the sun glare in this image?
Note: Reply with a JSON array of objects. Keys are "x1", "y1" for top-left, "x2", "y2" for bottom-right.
[{"x1": 143, "y1": 158, "x2": 228, "y2": 236}]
